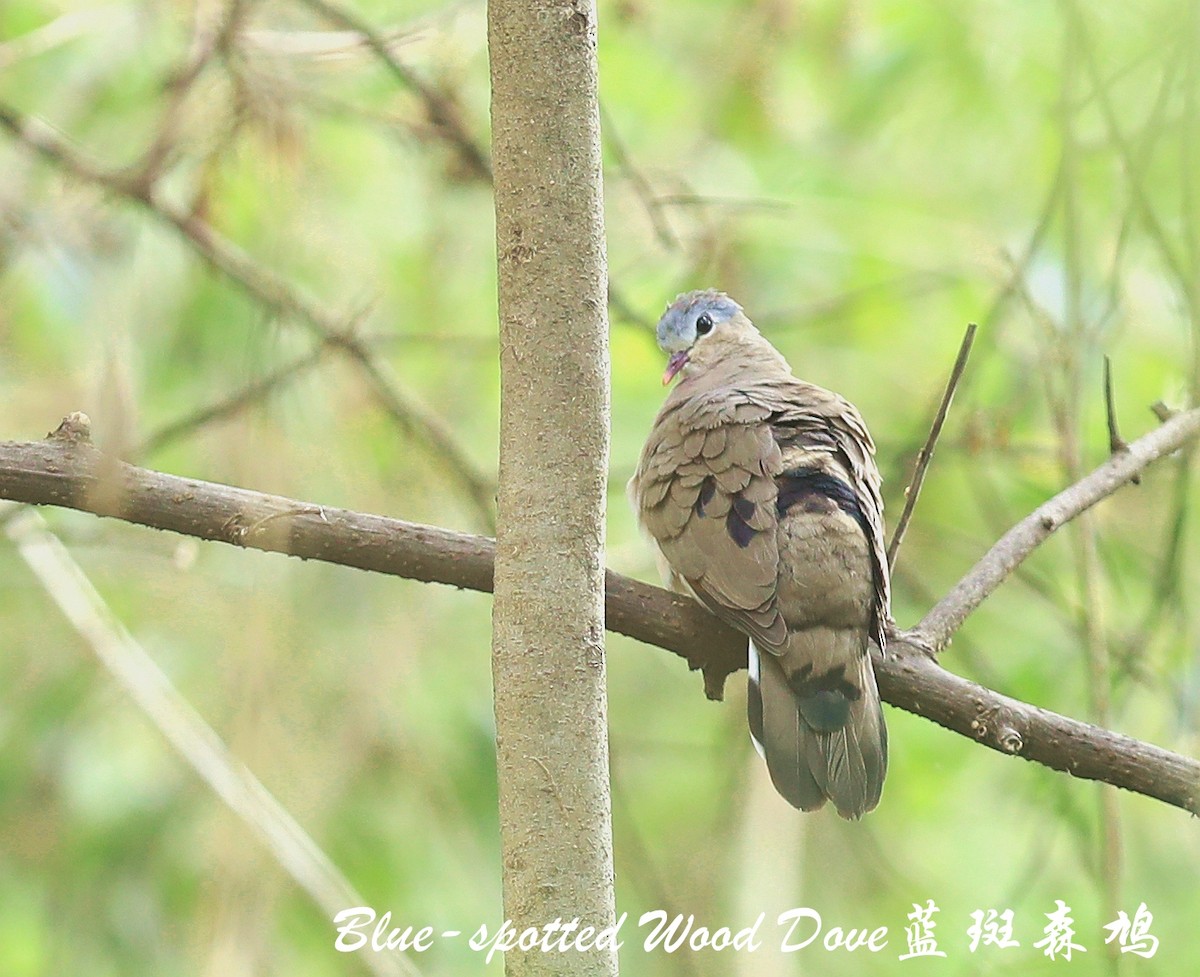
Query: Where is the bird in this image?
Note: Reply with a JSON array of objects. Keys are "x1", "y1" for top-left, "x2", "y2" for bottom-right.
[{"x1": 629, "y1": 289, "x2": 890, "y2": 819}]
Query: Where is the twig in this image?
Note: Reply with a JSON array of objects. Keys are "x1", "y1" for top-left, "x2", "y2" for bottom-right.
[
  {"x1": 290, "y1": 1, "x2": 655, "y2": 339},
  {"x1": 1104, "y1": 355, "x2": 1140, "y2": 485},
  {"x1": 3, "y1": 505, "x2": 418, "y2": 977},
  {"x1": 1122, "y1": 447, "x2": 1192, "y2": 662},
  {"x1": 1057, "y1": 21, "x2": 1124, "y2": 935},
  {"x1": 336, "y1": 338, "x2": 497, "y2": 524},
  {"x1": 887, "y1": 322, "x2": 977, "y2": 569},
  {"x1": 651, "y1": 193, "x2": 797, "y2": 213},
  {"x1": 877, "y1": 634, "x2": 1197, "y2": 818},
  {"x1": 1103, "y1": 356, "x2": 1124, "y2": 453},
  {"x1": 947, "y1": 151, "x2": 1064, "y2": 412},
  {"x1": 2, "y1": 411, "x2": 1198, "y2": 814},
  {"x1": 966, "y1": 457, "x2": 1070, "y2": 613},
  {"x1": 606, "y1": 283, "x2": 656, "y2": 331}
]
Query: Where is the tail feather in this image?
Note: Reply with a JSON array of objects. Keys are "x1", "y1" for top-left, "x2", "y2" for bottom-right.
[
  {"x1": 748, "y1": 643, "x2": 825, "y2": 810},
  {"x1": 749, "y1": 641, "x2": 887, "y2": 819},
  {"x1": 857, "y1": 656, "x2": 888, "y2": 808}
]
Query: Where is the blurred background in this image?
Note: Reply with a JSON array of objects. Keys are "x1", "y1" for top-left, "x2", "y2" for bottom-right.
[{"x1": 1, "y1": 0, "x2": 1198, "y2": 975}]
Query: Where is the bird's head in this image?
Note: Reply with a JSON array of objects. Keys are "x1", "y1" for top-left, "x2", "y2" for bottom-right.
[{"x1": 655, "y1": 289, "x2": 758, "y2": 384}]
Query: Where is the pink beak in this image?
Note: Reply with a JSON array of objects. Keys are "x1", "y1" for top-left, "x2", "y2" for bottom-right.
[{"x1": 662, "y1": 350, "x2": 689, "y2": 385}]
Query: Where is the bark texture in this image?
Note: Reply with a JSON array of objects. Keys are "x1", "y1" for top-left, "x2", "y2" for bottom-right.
[{"x1": 487, "y1": 2, "x2": 617, "y2": 976}]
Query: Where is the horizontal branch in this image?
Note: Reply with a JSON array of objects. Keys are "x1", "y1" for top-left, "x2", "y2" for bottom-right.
[{"x1": 1, "y1": 414, "x2": 1197, "y2": 815}]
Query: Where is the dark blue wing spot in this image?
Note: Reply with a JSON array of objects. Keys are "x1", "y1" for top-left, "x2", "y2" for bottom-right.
[
  {"x1": 776, "y1": 467, "x2": 869, "y2": 537},
  {"x1": 725, "y1": 505, "x2": 757, "y2": 548},
  {"x1": 732, "y1": 495, "x2": 756, "y2": 522}
]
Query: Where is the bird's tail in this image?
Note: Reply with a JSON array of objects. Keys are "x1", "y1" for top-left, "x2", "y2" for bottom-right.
[{"x1": 747, "y1": 638, "x2": 887, "y2": 819}]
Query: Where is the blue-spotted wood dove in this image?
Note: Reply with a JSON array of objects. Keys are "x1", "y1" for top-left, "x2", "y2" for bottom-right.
[{"x1": 630, "y1": 290, "x2": 890, "y2": 819}]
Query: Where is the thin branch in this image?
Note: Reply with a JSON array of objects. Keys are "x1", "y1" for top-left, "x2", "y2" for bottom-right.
[
  {"x1": 1, "y1": 412, "x2": 1198, "y2": 815},
  {"x1": 0, "y1": 101, "x2": 496, "y2": 528},
  {"x1": 289, "y1": 1, "x2": 655, "y2": 339},
  {"x1": 1111, "y1": 7, "x2": 1200, "y2": 672},
  {"x1": 1122, "y1": 445, "x2": 1192, "y2": 663},
  {"x1": 876, "y1": 635, "x2": 1197, "y2": 818},
  {"x1": 965, "y1": 455, "x2": 1072, "y2": 614},
  {"x1": 948, "y1": 148, "x2": 1065, "y2": 411},
  {"x1": 887, "y1": 322, "x2": 977, "y2": 569},
  {"x1": 1104, "y1": 356, "x2": 1125, "y2": 454},
  {"x1": 1057, "y1": 17, "x2": 1123, "y2": 931},
  {"x1": 651, "y1": 193, "x2": 797, "y2": 213},
  {"x1": 1103, "y1": 355, "x2": 1140, "y2": 486},
  {"x1": 606, "y1": 283, "x2": 656, "y2": 331},
  {"x1": 912, "y1": 406, "x2": 1200, "y2": 654}
]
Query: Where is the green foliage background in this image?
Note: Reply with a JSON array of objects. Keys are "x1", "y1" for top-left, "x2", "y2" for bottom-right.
[{"x1": 1, "y1": 1, "x2": 1197, "y2": 975}]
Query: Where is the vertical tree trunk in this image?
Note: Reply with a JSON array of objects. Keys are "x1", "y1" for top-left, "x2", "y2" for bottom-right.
[{"x1": 487, "y1": 2, "x2": 617, "y2": 976}]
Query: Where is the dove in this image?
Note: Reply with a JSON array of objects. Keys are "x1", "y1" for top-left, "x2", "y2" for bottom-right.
[{"x1": 630, "y1": 290, "x2": 890, "y2": 818}]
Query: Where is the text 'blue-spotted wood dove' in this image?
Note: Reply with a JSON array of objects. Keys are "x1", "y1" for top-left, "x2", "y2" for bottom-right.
[{"x1": 630, "y1": 290, "x2": 890, "y2": 818}]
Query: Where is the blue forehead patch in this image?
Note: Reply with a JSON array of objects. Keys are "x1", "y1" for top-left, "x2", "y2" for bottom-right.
[{"x1": 656, "y1": 289, "x2": 742, "y2": 349}]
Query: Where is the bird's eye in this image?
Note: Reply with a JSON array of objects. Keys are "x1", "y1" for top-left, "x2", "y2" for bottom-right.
[{"x1": 695, "y1": 313, "x2": 714, "y2": 336}]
